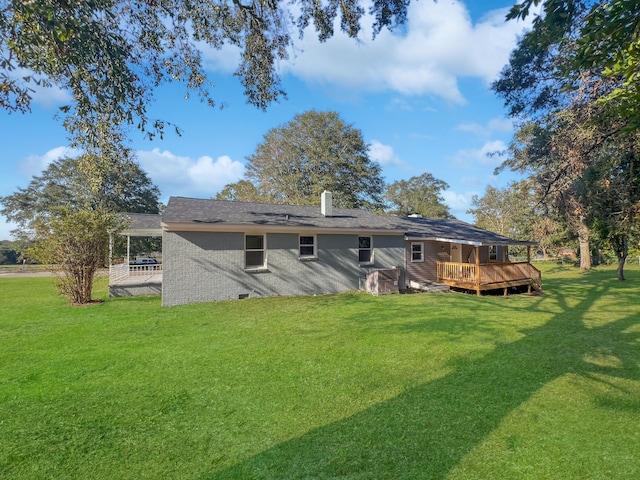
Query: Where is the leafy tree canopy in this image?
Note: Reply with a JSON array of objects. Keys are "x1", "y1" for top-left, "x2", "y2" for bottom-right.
[
  {"x1": 467, "y1": 180, "x2": 537, "y2": 240},
  {"x1": 0, "y1": 154, "x2": 161, "y2": 239},
  {"x1": 385, "y1": 173, "x2": 451, "y2": 219},
  {"x1": 216, "y1": 179, "x2": 265, "y2": 203},
  {"x1": 502, "y1": 0, "x2": 640, "y2": 130},
  {"x1": 494, "y1": 1, "x2": 640, "y2": 273},
  {"x1": 224, "y1": 110, "x2": 385, "y2": 209},
  {"x1": 1, "y1": 0, "x2": 414, "y2": 152}
]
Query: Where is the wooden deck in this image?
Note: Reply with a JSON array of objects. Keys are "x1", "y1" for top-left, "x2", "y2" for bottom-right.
[{"x1": 437, "y1": 261, "x2": 542, "y2": 296}]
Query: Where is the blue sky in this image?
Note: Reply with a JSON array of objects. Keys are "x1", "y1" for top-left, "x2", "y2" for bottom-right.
[{"x1": 0, "y1": 0, "x2": 534, "y2": 240}]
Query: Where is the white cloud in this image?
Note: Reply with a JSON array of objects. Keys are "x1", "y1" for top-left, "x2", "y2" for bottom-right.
[
  {"x1": 20, "y1": 146, "x2": 82, "y2": 176},
  {"x1": 6, "y1": 67, "x2": 73, "y2": 108},
  {"x1": 442, "y1": 189, "x2": 476, "y2": 212},
  {"x1": 198, "y1": 41, "x2": 243, "y2": 72},
  {"x1": 369, "y1": 140, "x2": 403, "y2": 166},
  {"x1": 453, "y1": 139, "x2": 507, "y2": 167},
  {"x1": 277, "y1": 0, "x2": 532, "y2": 103},
  {"x1": 457, "y1": 122, "x2": 488, "y2": 136},
  {"x1": 457, "y1": 117, "x2": 514, "y2": 137},
  {"x1": 137, "y1": 148, "x2": 245, "y2": 199}
]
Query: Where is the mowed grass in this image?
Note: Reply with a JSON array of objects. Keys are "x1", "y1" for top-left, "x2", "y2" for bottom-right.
[{"x1": 1, "y1": 264, "x2": 640, "y2": 479}]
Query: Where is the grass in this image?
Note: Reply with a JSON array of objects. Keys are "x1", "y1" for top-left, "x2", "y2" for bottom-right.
[{"x1": 1, "y1": 264, "x2": 640, "y2": 479}]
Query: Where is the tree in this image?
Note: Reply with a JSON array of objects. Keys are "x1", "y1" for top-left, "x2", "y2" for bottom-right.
[
  {"x1": 385, "y1": 173, "x2": 451, "y2": 219},
  {"x1": 0, "y1": 240, "x2": 19, "y2": 264},
  {"x1": 215, "y1": 180, "x2": 265, "y2": 203},
  {"x1": 531, "y1": 215, "x2": 566, "y2": 259},
  {"x1": 506, "y1": 1, "x2": 640, "y2": 131},
  {"x1": 499, "y1": 111, "x2": 596, "y2": 270},
  {"x1": 0, "y1": 155, "x2": 161, "y2": 239},
  {"x1": 1, "y1": 0, "x2": 416, "y2": 153},
  {"x1": 31, "y1": 206, "x2": 127, "y2": 304},
  {"x1": 582, "y1": 135, "x2": 640, "y2": 280},
  {"x1": 235, "y1": 110, "x2": 385, "y2": 209},
  {"x1": 494, "y1": 5, "x2": 640, "y2": 272},
  {"x1": 467, "y1": 180, "x2": 538, "y2": 241}
]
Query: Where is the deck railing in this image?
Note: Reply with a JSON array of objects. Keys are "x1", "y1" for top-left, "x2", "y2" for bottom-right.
[
  {"x1": 109, "y1": 263, "x2": 130, "y2": 284},
  {"x1": 128, "y1": 264, "x2": 163, "y2": 276},
  {"x1": 109, "y1": 263, "x2": 163, "y2": 284},
  {"x1": 437, "y1": 262, "x2": 477, "y2": 284},
  {"x1": 437, "y1": 261, "x2": 541, "y2": 291}
]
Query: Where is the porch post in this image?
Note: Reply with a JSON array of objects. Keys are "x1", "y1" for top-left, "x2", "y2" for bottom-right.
[
  {"x1": 527, "y1": 245, "x2": 531, "y2": 263},
  {"x1": 475, "y1": 246, "x2": 481, "y2": 297},
  {"x1": 126, "y1": 235, "x2": 131, "y2": 264},
  {"x1": 108, "y1": 232, "x2": 113, "y2": 273}
]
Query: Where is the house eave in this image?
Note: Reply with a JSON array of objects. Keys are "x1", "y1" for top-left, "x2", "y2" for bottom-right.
[
  {"x1": 120, "y1": 228, "x2": 163, "y2": 237},
  {"x1": 404, "y1": 235, "x2": 536, "y2": 247},
  {"x1": 405, "y1": 236, "x2": 482, "y2": 246}
]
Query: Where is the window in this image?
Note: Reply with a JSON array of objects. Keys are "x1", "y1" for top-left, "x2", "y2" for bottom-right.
[
  {"x1": 489, "y1": 245, "x2": 497, "y2": 261},
  {"x1": 358, "y1": 236, "x2": 372, "y2": 263},
  {"x1": 299, "y1": 235, "x2": 316, "y2": 258},
  {"x1": 411, "y1": 242, "x2": 424, "y2": 262},
  {"x1": 245, "y1": 235, "x2": 265, "y2": 268}
]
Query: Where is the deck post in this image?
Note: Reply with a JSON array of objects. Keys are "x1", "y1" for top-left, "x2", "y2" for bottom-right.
[
  {"x1": 475, "y1": 246, "x2": 481, "y2": 296},
  {"x1": 527, "y1": 245, "x2": 531, "y2": 263}
]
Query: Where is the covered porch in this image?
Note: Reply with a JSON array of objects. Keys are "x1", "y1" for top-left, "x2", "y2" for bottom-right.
[
  {"x1": 108, "y1": 213, "x2": 163, "y2": 297},
  {"x1": 404, "y1": 218, "x2": 540, "y2": 296}
]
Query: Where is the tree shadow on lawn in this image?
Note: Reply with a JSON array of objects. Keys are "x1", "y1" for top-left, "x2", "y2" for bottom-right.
[{"x1": 203, "y1": 275, "x2": 640, "y2": 479}]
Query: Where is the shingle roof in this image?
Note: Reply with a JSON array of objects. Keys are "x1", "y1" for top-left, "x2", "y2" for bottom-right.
[
  {"x1": 161, "y1": 196, "x2": 535, "y2": 246},
  {"x1": 120, "y1": 213, "x2": 163, "y2": 236},
  {"x1": 162, "y1": 196, "x2": 406, "y2": 231}
]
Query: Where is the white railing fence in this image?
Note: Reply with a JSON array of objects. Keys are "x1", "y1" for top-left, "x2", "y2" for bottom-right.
[
  {"x1": 128, "y1": 264, "x2": 163, "y2": 276},
  {"x1": 109, "y1": 263, "x2": 129, "y2": 283},
  {"x1": 109, "y1": 263, "x2": 163, "y2": 283}
]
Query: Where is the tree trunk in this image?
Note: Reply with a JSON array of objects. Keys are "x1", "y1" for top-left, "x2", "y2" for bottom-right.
[
  {"x1": 578, "y1": 226, "x2": 591, "y2": 270},
  {"x1": 617, "y1": 255, "x2": 627, "y2": 281},
  {"x1": 615, "y1": 235, "x2": 628, "y2": 281}
]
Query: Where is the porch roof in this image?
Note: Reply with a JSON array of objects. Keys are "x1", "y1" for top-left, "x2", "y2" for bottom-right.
[
  {"x1": 120, "y1": 213, "x2": 162, "y2": 237},
  {"x1": 403, "y1": 217, "x2": 536, "y2": 247}
]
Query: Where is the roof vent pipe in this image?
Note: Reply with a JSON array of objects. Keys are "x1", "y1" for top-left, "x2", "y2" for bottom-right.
[{"x1": 321, "y1": 190, "x2": 333, "y2": 217}]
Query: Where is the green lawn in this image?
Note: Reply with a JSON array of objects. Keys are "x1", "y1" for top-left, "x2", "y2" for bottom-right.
[{"x1": 1, "y1": 264, "x2": 639, "y2": 479}]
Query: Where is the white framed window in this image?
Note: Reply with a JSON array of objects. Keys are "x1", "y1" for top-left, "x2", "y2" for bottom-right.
[
  {"x1": 299, "y1": 235, "x2": 316, "y2": 258},
  {"x1": 489, "y1": 245, "x2": 497, "y2": 261},
  {"x1": 245, "y1": 234, "x2": 265, "y2": 269},
  {"x1": 358, "y1": 236, "x2": 373, "y2": 263},
  {"x1": 411, "y1": 242, "x2": 424, "y2": 262}
]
